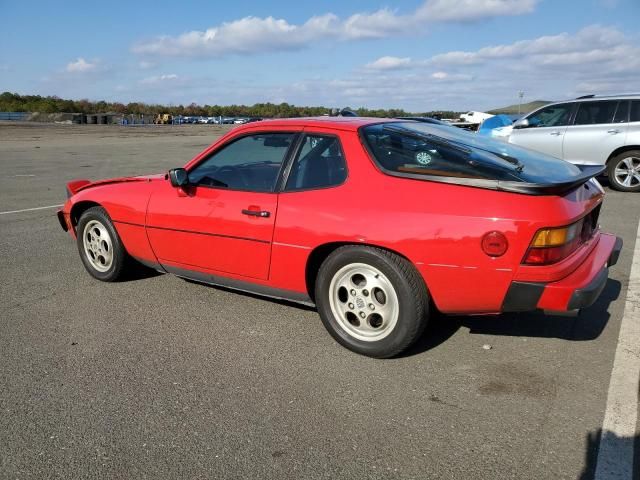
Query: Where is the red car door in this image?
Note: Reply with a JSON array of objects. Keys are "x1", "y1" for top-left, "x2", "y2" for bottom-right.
[{"x1": 145, "y1": 131, "x2": 297, "y2": 280}]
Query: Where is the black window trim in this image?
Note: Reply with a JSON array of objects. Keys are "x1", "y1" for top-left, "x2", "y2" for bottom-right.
[
  {"x1": 614, "y1": 100, "x2": 630, "y2": 123},
  {"x1": 631, "y1": 100, "x2": 640, "y2": 123},
  {"x1": 186, "y1": 130, "x2": 302, "y2": 194},
  {"x1": 571, "y1": 99, "x2": 621, "y2": 126},
  {"x1": 278, "y1": 131, "x2": 349, "y2": 193}
]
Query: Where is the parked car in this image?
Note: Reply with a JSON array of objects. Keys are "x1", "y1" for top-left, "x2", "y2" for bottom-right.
[
  {"x1": 509, "y1": 94, "x2": 640, "y2": 192},
  {"x1": 459, "y1": 111, "x2": 494, "y2": 124},
  {"x1": 58, "y1": 118, "x2": 621, "y2": 358}
]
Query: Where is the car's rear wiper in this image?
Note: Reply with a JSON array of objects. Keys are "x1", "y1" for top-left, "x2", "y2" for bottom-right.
[{"x1": 490, "y1": 151, "x2": 525, "y2": 172}]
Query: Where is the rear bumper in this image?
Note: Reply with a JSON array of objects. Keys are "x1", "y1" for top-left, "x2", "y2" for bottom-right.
[{"x1": 502, "y1": 234, "x2": 622, "y2": 312}]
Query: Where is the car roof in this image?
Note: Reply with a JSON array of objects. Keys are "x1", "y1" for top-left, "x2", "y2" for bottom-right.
[
  {"x1": 574, "y1": 93, "x2": 640, "y2": 99},
  {"x1": 237, "y1": 116, "x2": 398, "y2": 131},
  {"x1": 549, "y1": 93, "x2": 640, "y2": 106},
  {"x1": 522, "y1": 94, "x2": 639, "y2": 114}
]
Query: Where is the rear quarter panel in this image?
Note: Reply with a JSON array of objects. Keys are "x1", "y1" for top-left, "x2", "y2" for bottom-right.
[{"x1": 273, "y1": 129, "x2": 604, "y2": 313}]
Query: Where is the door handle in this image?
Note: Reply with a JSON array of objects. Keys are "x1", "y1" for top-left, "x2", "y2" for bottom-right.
[
  {"x1": 550, "y1": 131, "x2": 562, "y2": 136},
  {"x1": 607, "y1": 129, "x2": 621, "y2": 134},
  {"x1": 242, "y1": 208, "x2": 270, "y2": 218}
]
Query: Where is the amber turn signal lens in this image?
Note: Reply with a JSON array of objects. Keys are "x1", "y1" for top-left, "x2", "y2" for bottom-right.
[
  {"x1": 532, "y1": 228, "x2": 567, "y2": 247},
  {"x1": 481, "y1": 231, "x2": 508, "y2": 257},
  {"x1": 530, "y1": 222, "x2": 580, "y2": 248}
]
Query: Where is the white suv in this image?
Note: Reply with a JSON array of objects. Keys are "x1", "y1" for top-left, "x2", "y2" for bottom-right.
[{"x1": 509, "y1": 94, "x2": 640, "y2": 192}]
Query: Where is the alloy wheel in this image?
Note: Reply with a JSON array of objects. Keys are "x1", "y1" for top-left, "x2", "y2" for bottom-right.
[
  {"x1": 82, "y1": 220, "x2": 113, "y2": 272},
  {"x1": 613, "y1": 156, "x2": 640, "y2": 188},
  {"x1": 328, "y1": 263, "x2": 400, "y2": 342}
]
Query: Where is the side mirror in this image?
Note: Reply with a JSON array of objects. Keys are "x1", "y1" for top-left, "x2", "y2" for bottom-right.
[
  {"x1": 513, "y1": 118, "x2": 530, "y2": 129},
  {"x1": 168, "y1": 168, "x2": 189, "y2": 187}
]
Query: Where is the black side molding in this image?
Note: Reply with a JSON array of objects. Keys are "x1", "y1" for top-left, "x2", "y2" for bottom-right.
[
  {"x1": 501, "y1": 281, "x2": 546, "y2": 312},
  {"x1": 607, "y1": 236, "x2": 623, "y2": 267},
  {"x1": 567, "y1": 267, "x2": 609, "y2": 311},
  {"x1": 163, "y1": 264, "x2": 314, "y2": 307}
]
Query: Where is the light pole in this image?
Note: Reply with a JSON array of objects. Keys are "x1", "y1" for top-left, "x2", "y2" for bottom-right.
[{"x1": 518, "y1": 91, "x2": 525, "y2": 115}]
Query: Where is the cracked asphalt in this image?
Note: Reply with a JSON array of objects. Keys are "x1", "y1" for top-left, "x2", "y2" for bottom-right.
[{"x1": 0, "y1": 123, "x2": 638, "y2": 479}]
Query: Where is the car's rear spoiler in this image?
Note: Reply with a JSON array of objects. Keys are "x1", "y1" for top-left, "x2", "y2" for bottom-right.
[
  {"x1": 386, "y1": 165, "x2": 605, "y2": 196},
  {"x1": 496, "y1": 165, "x2": 605, "y2": 195},
  {"x1": 66, "y1": 179, "x2": 91, "y2": 197}
]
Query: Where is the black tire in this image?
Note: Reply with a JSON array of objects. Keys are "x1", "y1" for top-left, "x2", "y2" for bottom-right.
[
  {"x1": 607, "y1": 150, "x2": 640, "y2": 192},
  {"x1": 76, "y1": 206, "x2": 128, "y2": 281},
  {"x1": 315, "y1": 246, "x2": 429, "y2": 358}
]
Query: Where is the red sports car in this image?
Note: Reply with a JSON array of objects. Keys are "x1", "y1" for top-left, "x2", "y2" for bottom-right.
[{"x1": 58, "y1": 117, "x2": 622, "y2": 358}]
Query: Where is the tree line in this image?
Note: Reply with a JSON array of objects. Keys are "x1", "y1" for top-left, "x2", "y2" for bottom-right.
[{"x1": 0, "y1": 92, "x2": 460, "y2": 119}]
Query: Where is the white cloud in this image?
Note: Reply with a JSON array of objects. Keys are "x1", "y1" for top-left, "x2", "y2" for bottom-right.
[
  {"x1": 309, "y1": 24, "x2": 637, "y2": 110},
  {"x1": 341, "y1": 9, "x2": 405, "y2": 39},
  {"x1": 138, "y1": 61, "x2": 156, "y2": 69},
  {"x1": 139, "y1": 73, "x2": 179, "y2": 85},
  {"x1": 122, "y1": 26, "x2": 629, "y2": 110},
  {"x1": 416, "y1": 0, "x2": 539, "y2": 22},
  {"x1": 66, "y1": 58, "x2": 100, "y2": 73},
  {"x1": 133, "y1": 15, "x2": 326, "y2": 57},
  {"x1": 366, "y1": 56, "x2": 413, "y2": 70},
  {"x1": 132, "y1": 0, "x2": 539, "y2": 57},
  {"x1": 430, "y1": 25, "x2": 628, "y2": 66}
]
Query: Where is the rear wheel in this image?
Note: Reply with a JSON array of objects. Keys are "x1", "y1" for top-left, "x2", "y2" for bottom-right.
[
  {"x1": 315, "y1": 246, "x2": 429, "y2": 358},
  {"x1": 76, "y1": 206, "x2": 128, "y2": 281},
  {"x1": 607, "y1": 151, "x2": 640, "y2": 192}
]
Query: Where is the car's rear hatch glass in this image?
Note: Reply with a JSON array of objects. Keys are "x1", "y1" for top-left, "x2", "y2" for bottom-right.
[{"x1": 360, "y1": 122, "x2": 603, "y2": 195}]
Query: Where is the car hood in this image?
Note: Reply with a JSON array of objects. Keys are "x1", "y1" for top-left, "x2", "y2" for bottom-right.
[{"x1": 68, "y1": 174, "x2": 164, "y2": 195}]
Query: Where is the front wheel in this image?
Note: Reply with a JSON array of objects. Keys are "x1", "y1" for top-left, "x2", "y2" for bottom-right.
[
  {"x1": 607, "y1": 151, "x2": 640, "y2": 192},
  {"x1": 315, "y1": 246, "x2": 429, "y2": 358},
  {"x1": 76, "y1": 206, "x2": 129, "y2": 281}
]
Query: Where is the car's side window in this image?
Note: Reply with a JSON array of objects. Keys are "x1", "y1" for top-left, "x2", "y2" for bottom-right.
[
  {"x1": 188, "y1": 133, "x2": 295, "y2": 192},
  {"x1": 526, "y1": 104, "x2": 573, "y2": 128},
  {"x1": 630, "y1": 101, "x2": 640, "y2": 123},
  {"x1": 573, "y1": 101, "x2": 618, "y2": 125},
  {"x1": 613, "y1": 101, "x2": 630, "y2": 123},
  {"x1": 285, "y1": 135, "x2": 347, "y2": 190}
]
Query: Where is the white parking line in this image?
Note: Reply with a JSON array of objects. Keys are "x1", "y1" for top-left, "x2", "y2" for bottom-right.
[
  {"x1": 0, "y1": 204, "x2": 63, "y2": 215},
  {"x1": 595, "y1": 218, "x2": 640, "y2": 480}
]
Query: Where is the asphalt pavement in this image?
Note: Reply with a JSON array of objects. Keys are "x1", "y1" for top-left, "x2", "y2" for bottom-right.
[{"x1": 0, "y1": 123, "x2": 638, "y2": 479}]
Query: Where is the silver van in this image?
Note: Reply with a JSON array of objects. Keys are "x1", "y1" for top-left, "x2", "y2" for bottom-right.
[{"x1": 509, "y1": 94, "x2": 640, "y2": 192}]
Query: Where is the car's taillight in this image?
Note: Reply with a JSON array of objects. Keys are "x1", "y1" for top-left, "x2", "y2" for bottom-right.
[{"x1": 523, "y1": 219, "x2": 584, "y2": 265}]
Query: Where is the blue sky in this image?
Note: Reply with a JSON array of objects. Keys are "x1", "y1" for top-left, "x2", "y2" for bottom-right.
[{"x1": 1, "y1": 0, "x2": 639, "y2": 111}]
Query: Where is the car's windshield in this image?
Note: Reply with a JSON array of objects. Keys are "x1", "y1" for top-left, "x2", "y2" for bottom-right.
[{"x1": 361, "y1": 122, "x2": 582, "y2": 184}]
